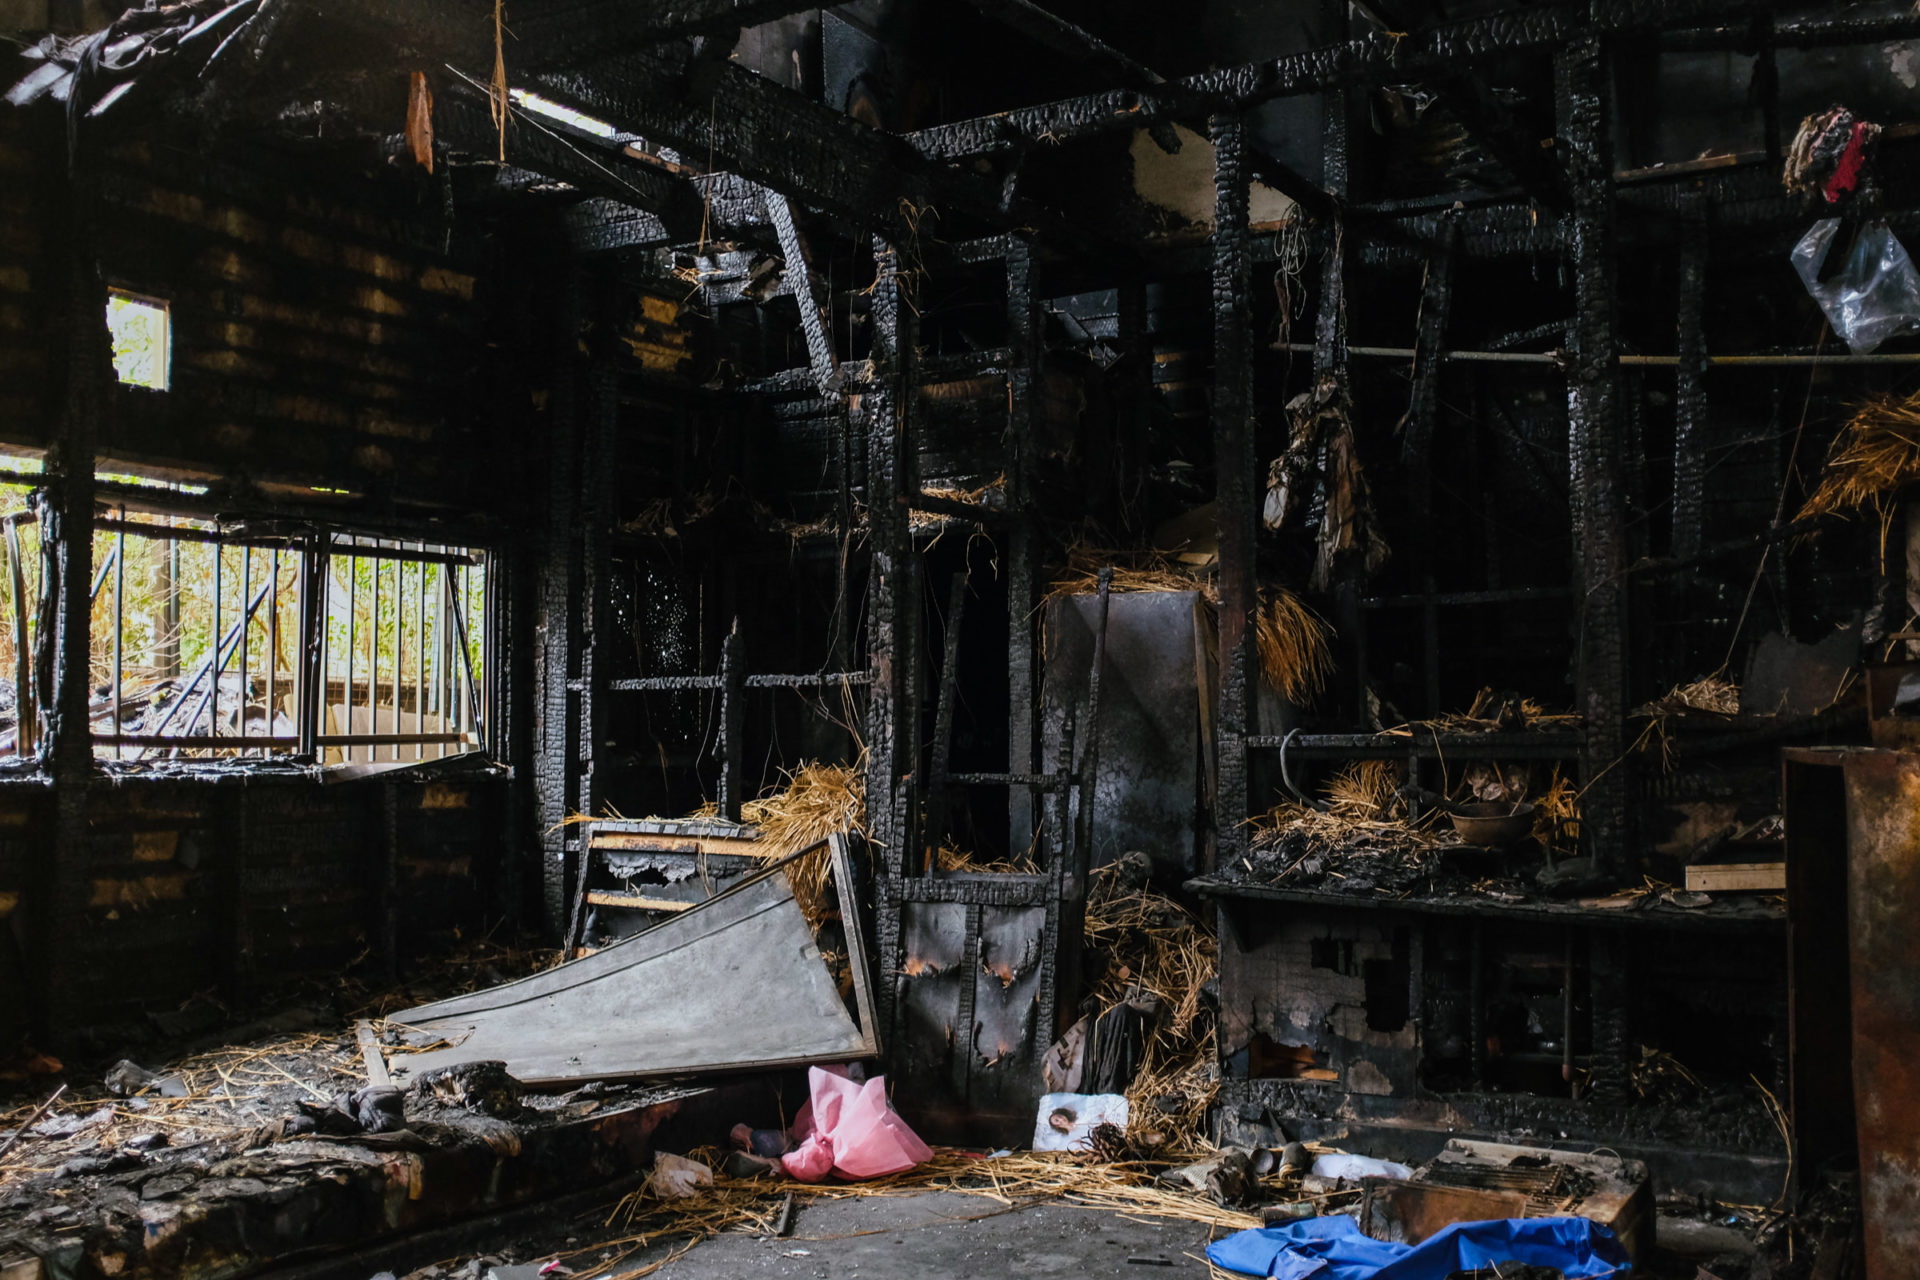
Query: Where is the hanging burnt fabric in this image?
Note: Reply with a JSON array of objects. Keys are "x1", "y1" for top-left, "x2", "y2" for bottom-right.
[
  {"x1": 1784, "y1": 106, "x2": 1881, "y2": 205},
  {"x1": 1263, "y1": 374, "x2": 1390, "y2": 591},
  {"x1": 385, "y1": 836, "x2": 878, "y2": 1088},
  {"x1": 407, "y1": 71, "x2": 435, "y2": 173}
]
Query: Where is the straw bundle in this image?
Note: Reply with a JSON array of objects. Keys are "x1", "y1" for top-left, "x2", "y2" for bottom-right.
[
  {"x1": 1665, "y1": 674, "x2": 1741, "y2": 716},
  {"x1": 693, "y1": 759, "x2": 866, "y2": 932},
  {"x1": 1256, "y1": 589, "x2": 1334, "y2": 705},
  {"x1": 1047, "y1": 539, "x2": 1201, "y2": 599},
  {"x1": 1083, "y1": 867, "x2": 1218, "y2": 1158},
  {"x1": 1799, "y1": 391, "x2": 1920, "y2": 528},
  {"x1": 934, "y1": 843, "x2": 1038, "y2": 874},
  {"x1": 1530, "y1": 768, "x2": 1580, "y2": 853},
  {"x1": 1322, "y1": 760, "x2": 1402, "y2": 822},
  {"x1": 910, "y1": 475, "x2": 1006, "y2": 534}
]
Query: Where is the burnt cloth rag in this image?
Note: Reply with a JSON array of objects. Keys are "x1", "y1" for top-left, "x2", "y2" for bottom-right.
[{"x1": 1206, "y1": 1213, "x2": 1630, "y2": 1280}]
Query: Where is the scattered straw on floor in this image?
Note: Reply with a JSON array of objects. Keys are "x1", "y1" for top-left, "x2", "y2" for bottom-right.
[{"x1": 588, "y1": 1148, "x2": 1265, "y2": 1266}]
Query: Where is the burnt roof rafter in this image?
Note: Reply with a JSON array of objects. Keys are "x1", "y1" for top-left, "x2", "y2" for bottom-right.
[{"x1": 906, "y1": 0, "x2": 1778, "y2": 162}]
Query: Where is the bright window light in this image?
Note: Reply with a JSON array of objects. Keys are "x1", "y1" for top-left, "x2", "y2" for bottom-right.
[
  {"x1": 106, "y1": 290, "x2": 170, "y2": 390},
  {"x1": 509, "y1": 89, "x2": 620, "y2": 139}
]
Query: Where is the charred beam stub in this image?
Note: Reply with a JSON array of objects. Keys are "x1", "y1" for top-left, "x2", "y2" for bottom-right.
[
  {"x1": 1210, "y1": 111, "x2": 1257, "y2": 869},
  {"x1": 1556, "y1": 37, "x2": 1630, "y2": 880}
]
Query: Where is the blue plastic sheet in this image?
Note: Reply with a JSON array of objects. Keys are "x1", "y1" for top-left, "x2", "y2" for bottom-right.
[{"x1": 1206, "y1": 1214, "x2": 1632, "y2": 1280}]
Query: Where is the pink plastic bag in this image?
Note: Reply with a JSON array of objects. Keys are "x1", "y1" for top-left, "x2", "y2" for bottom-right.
[{"x1": 780, "y1": 1066, "x2": 932, "y2": 1182}]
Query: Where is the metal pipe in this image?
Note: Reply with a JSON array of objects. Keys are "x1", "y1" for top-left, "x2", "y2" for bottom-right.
[
  {"x1": 238, "y1": 546, "x2": 250, "y2": 752},
  {"x1": 267, "y1": 548, "x2": 279, "y2": 752},
  {"x1": 345, "y1": 555, "x2": 356, "y2": 764},
  {"x1": 1272, "y1": 342, "x2": 1920, "y2": 366},
  {"x1": 416, "y1": 550, "x2": 426, "y2": 760},
  {"x1": 369, "y1": 543, "x2": 380, "y2": 763},
  {"x1": 391, "y1": 556, "x2": 403, "y2": 763},
  {"x1": 209, "y1": 536, "x2": 221, "y2": 744},
  {"x1": 112, "y1": 513, "x2": 124, "y2": 759}
]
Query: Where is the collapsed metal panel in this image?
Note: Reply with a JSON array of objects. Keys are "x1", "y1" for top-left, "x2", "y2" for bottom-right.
[
  {"x1": 1841, "y1": 751, "x2": 1920, "y2": 1278},
  {"x1": 391, "y1": 837, "x2": 876, "y2": 1087}
]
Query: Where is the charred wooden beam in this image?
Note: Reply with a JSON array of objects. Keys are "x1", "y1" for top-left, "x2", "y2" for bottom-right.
[
  {"x1": 1400, "y1": 215, "x2": 1456, "y2": 718},
  {"x1": 527, "y1": 53, "x2": 974, "y2": 236},
  {"x1": 765, "y1": 191, "x2": 843, "y2": 402},
  {"x1": 437, "y1": 87, "x2": 703, "y2": 231},
  {"x1": 906, "y1": 0, "x2": 1768, "y2": 161},
  {"x1": 1210, "y1": 111, "x2": 1257, "y2": 869},
  {"x1": 1672, "y1": 197, "x2": 1709, "y2": 562},
  {"x1": 1005, "y1": 236, "x2": 1039, "y2": 859},
  {"x1": 536, "y1": 257, "x2": 584, "y2": 935},
  {"x1": 968, "y1": 0, "x2": 1161, "y2": 85},
  {"x1": 1556, "y1": 38, "x2": 1630, "y2": 887}
]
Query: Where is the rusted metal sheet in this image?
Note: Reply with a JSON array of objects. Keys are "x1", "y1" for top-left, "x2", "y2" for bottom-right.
[
  {"x1": 393, "y1": 837, "x2": 876, "y2": 1088},
  {"x1": 1361, "y1": 1179, "x2": 1527, "y2": 1244},
  {"x1": 1842, "y1": 750, "x2": 1920, "y2": 1277}
]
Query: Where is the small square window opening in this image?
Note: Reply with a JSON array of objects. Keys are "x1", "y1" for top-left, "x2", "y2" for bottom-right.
[{"x1": 105, "y1": 290, "x2": 170, "y2": 390}]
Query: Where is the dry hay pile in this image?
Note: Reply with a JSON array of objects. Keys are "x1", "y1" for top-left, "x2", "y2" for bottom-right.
[
  {"x1": 1642, "y1": 673, "x2": 1741, "y2": 717},
  {"x1": 693, "y1": 759, "x2": 867, "y2": 933},
  {"x1": 1047, "y1": 540, "x2": 1334, "y2": 706},
  {"x1": 1381, "y1": 686, "x2": 1582, "y2": 737},
  {"x1": 934, "y1": 843, "x2": 1038, "y2": 874},
  {"x1": 1799, "y1": 392, "x2": 1920, "y2": 541},
  {"x1": 910, "y1": 475, "x2": 1006, "y2": 535},
  {"x1": 1083, "y1": 867, "x2": 1218, "y2": 1159},
  {"x1": 1530, "y1": 768, "x2": 1581, "y2": 854},
  {"x1": 1321, "y1": 760, "x2": 1404, "y2": 822}
]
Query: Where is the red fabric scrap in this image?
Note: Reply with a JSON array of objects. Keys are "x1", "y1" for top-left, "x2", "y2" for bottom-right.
[{"x1": 1823, "y1": 122, "x2": 1872, "y2": 203}]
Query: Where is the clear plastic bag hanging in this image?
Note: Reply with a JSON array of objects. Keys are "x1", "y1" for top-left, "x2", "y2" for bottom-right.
[{"x1": 1790, "y1": 217, "x2": 1920, "y2": 353}]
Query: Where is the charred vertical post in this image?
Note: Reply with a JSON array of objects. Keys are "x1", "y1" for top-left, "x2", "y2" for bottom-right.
[
  {"x1": 1557, "y1": 38, "x2": 1631, "y2": 878},
  {"x1": 577, "y1": 286, "x2": 618, "y2": 836},
  {"x1": 34, "y1": 179, "x2": 104, "y2": 1046},
  {"x1": 1210, "y1": 111, "x2": 1258, "y2": 869},
  {"x1": 1005, "y1": 236, "x2": 1040, "y2": 858},
  {"x1": 866, "y1": 237, "x2": 918, "y2": 875},
  {"x1": 1401, "y1": 215, "x2": 1457, "y2": 717},
  {"x1": 535, "y1": 255, "x2": 584, "y2": 937},
  {"x1": 1672, "y1": 200, "x2": 1709, "y2": 563},
  {"x1": 717, "y1": 624, "x2": 745, "y2": 822}
]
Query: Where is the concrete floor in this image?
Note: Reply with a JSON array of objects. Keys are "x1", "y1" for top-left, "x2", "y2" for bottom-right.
[
  {"x1": 609, "y1": 1192, "x2": 1220, "y2": 1280},
  {"x1": 442, "y1": 1191, "x2": 1225, "y2": 1280}
]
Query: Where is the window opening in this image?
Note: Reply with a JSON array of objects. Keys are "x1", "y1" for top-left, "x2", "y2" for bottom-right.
[
  {"x1": 317, "y1": 537, "x2": 488, "y2": 765},
  {"x1": 105, "y1": 290, "x2": 170, "y2": 391},
  {"x1": 71, "y1": 511, "x2": 488, "y2": 765}
]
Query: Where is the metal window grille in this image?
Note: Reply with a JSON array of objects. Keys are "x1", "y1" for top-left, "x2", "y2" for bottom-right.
[{"x1": 7, "y1": 509, "x2": 500, "y2": 765}]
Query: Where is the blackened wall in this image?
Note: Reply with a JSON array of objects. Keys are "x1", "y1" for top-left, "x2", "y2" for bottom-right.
[{"x1": 0, "y1": 102, "x2": 537, "y2": 1048}]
